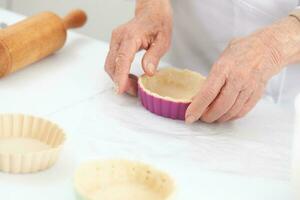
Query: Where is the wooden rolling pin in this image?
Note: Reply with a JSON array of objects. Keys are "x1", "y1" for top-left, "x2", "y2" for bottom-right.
[{"x1": 0, "y1": 9, "x2": 87, "y2": 77}]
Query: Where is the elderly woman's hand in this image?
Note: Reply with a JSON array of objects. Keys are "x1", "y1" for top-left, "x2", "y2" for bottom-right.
[
  {"x1": 105, "y1": 0, "x2": 172, "y2": 96},
  {"x1": 186, "y1": 16, "x2": 300, "y2": 123}
]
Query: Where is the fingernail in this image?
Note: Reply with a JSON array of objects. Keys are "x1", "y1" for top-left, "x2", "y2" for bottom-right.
[
  {"x1": 147, "y1": 63, "x2": 156, "y2": 74},
  {"x1": 114, "y1": 82, "x2": 120, "y2": 94},
  {"x1": 185, "y1": 114, "x2": 197, "y2": 124}
]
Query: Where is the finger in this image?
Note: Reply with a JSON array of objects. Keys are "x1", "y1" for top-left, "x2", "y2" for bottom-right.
[
  {"x1": 142, "y1": 33, "x2": 170, "y2": 75},
  {"x1": 217, "y1": 88, "x2": 254, "y2": 122},
  {"x1": 200, "y1": 81, "x2": 240, "y2": 123},
  {"x1": 114, "y1": 39, "x2": 139, "y2": 94},
  {"x1": 105, "y1": 46, "x2": 119, "y2": 79},
  {"x1": 105, "y1": 33, "x2": 121, "y2": 79},
  {"x1": 234, "y1": 85, "x2": 265, "y2": 119},
  {"x1": 185, "y1": 69, "x2": 226, "y2": 124},
  {"x1": 125, "y1": 74, "x2": 138, "y2": 96}
]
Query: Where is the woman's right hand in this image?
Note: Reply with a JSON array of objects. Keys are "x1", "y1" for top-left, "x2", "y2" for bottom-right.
[{"x1": 104, "y1": 0, "x2": 173, "y2": 96}]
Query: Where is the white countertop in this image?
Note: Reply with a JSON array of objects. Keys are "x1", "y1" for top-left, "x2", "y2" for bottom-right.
[{"x1": 0, "y1": 9, "x2": 296, "y2": 200}]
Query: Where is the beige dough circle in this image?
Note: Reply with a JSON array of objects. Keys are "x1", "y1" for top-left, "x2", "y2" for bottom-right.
[
  {"x1": 139, "y1": 67, "x2": 206, "y2": 103},
  {"x1": 0, "y1": 138, "x2": 51, "y2": 154},
  {"x1": 74, "y1": 160, "x2": 175, "y2": 200}
]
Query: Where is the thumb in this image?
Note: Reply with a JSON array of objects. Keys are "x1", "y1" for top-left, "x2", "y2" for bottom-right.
[{"x1": 142, "y1": 34, "x2": 170, "y2": 75}]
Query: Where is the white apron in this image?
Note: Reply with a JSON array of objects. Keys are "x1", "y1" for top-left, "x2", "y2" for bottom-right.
[{"x1": 167, "y1": 0, "x2": 299, "y2": 104}]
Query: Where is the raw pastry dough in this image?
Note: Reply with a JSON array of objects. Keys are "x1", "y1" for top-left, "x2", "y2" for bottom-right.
[
  {"x1": 0, "y1": 114, "x2": 66, "y2": 173},
  {"x1": 0, "y1": 138, "x2": 50, "y2": 154},
  {"x1": 74, "y1": 160, "x2": 175, "y2": 200},
  {"x1": 139, "y1": 67, "x2": 205, "y2": 103}
]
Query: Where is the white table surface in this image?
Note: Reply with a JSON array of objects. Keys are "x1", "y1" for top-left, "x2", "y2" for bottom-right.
[{"x1": 0, "y1": 9, "x2": 296, "y2": 200}]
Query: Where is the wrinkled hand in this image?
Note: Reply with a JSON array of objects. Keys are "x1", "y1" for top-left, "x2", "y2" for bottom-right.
[
  {"x1": 185, "y1": 16, "x2": 300, "y2": 124},
  {"x1": 186, "y1": 35, "x2": 284, "y2": 123},
  {"x1": 186, "y1": 14, "x2": 300, "y2": 124},
  {"x1": 105, "y1": 0, "x2": 172, "y2": 96}
]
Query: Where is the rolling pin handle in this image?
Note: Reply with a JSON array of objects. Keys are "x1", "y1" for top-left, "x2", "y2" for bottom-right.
[{"x1": 63, "y1": 9, "x2": 87, "y2": 30}]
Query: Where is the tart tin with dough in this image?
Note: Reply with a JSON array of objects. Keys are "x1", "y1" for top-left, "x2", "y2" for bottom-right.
[
  {"x1": 0, "y1": 114, "x2": 65, "y2": 173},
  {"x1": 138, "y1": 67, "x2": 206, "y2": 120},
  {"x1": 74, "y1": 160, "x2": 175, "y2": 200}
]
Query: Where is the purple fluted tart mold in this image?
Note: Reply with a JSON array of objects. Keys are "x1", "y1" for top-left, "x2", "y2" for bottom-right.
[{"x1": 138, "y1": 67, "x2": 206, "y2": 120}]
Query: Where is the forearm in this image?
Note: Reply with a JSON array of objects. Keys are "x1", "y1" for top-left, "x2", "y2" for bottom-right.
[{"x1": 252, "y1": 14, "x2": 300, "y2": 67}]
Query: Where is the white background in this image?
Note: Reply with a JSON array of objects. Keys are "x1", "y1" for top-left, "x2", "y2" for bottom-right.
[{"x1": 0, "y1": 0, "x2": 134, "y2": 41}]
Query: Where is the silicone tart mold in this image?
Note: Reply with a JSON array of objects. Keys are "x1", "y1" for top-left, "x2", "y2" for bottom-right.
[{"x1": 138, "y1": 67, "x2": 206, "y2": 120}]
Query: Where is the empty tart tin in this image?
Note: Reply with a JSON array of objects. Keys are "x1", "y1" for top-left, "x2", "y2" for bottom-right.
[
  {"x1": 0, "y1": 114, "x2": 66, "y2": 173},
  {"x1": 138, "y1": 67, "x2": 206, "y2": 120},
  {"x1": 74, "y1": 160, "x2": 175, "y2": 200}
]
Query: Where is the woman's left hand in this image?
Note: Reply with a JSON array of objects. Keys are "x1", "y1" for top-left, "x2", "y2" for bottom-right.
[{"x1": 185, "y1": 34, "x2": 284, "y2": 123}]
